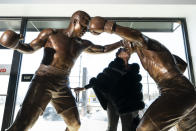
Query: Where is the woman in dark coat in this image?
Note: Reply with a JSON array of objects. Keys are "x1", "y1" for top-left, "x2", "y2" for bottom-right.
[{"x1": 75, "y1": 47, "x2": 144, "y2": 131}]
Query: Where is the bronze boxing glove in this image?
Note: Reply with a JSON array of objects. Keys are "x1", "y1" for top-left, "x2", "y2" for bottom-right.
[
  {"x1": 0, "y1": 30, "x2": 20, "y2": 49},
  {"x1": 89, "y1": 16, "x2": 116, "y2": 34}
]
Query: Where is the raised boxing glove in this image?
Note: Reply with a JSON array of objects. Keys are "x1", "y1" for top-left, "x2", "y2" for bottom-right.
[
  {"x1": 89, "y1": 16, "x2": 116, "y2": 34},
  {"x1": 0, "y1": 30, "x2": 20, "y2": 49}
]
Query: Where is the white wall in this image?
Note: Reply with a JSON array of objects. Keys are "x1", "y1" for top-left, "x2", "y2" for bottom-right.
[{"x1": 0, "y1": 4, "x2": 196, "y2": 82}]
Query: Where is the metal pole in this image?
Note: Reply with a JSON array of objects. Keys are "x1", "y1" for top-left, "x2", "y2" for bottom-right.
[
  {"x1": 81, "y1": 67, "x2": 87, "y2": 116},
  {"x1": 181, "y1": 19, "x2": 195, "y2": 86},
  {"x1": 146, "y1": 73, "x2": 151, "y2": 101}
]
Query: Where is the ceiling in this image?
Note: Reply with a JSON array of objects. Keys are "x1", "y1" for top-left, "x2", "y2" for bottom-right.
[{"x1": 0, "y1": 0, "x2": 196, "y2": 4}]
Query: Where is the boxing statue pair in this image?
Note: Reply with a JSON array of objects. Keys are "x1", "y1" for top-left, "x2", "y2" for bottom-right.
[
  {"x1": 89, "y1": 17, "x2": 196, "y2": 131},
  {"x1": 0, "y1": 10, "x2": 195, "y2": 131}
]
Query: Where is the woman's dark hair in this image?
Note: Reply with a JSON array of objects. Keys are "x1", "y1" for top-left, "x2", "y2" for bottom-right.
[{"x1": 116, "y1": 48, "x2": 128, "y2": 58}]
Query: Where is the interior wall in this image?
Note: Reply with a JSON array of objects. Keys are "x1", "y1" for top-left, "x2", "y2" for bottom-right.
[{"x1": 0, "y1": 4, "x2": 196, "y2": 81}]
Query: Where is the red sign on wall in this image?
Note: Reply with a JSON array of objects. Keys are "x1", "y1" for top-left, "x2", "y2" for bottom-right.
[
  {"x1": 0, "y1": 64, "x2": 11, "y2": 75},
  {"x1": 0, "y1": 68, "x2": 6, "y2": 72}
]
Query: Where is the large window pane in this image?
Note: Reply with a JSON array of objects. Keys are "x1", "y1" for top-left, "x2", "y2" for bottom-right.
[
  {"x1": 0, "y1": 50, "x2": 14, "y2": 129},
  {"x1": 0, "y1": 19, "x2": 20, "y2": 129},
  {"x1": 14, "y1": 19, "x2": 187, "y2": 131}
]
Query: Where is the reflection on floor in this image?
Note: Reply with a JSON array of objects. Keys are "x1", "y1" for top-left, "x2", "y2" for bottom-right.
[
  {"x1": 30, "y1": 117, "x2": 119, "y2": 131},
  {"x1": 30, "y1": 117, "x2": 176, "y2": 131},
  {"x1": 1, "y1": 106, "x2": 177, "y2": 131}
]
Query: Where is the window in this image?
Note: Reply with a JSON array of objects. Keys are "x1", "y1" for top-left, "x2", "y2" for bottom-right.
[
  {"x1": 0, "y1": 19, "x2": 21, "y2": 130},
  {"x1": 1, "y1": 17, "x2": 193, "y2": 131}
]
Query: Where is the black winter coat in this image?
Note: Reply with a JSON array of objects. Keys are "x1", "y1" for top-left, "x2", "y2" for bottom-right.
[{"x1": 85, "y1": 57, "x2": 145, "y2": 115}]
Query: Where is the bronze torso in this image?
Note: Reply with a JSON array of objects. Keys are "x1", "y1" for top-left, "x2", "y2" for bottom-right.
[
  {"x1": 42, "y1": 29, "x2": 84, "y2": 73},
  {"x1": 136, "y1": 37, "x2": 181, "y2": 84}
]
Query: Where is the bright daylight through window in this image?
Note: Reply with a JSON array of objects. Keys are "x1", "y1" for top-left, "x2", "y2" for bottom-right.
[{"x1": 0, "y1": 19, "x2": 190, "y2": 131}]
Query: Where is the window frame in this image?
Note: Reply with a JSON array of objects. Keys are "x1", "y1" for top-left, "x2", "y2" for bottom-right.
[{"x1": 0, "y1": 17, "x2": 194, "y2": 131}]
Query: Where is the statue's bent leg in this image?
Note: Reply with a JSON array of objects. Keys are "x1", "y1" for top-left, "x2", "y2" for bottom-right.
[
  {"x1": 60, "y1": 107, "x2": 81, "y2": 131},
  {"x1": 137, "y1": 90, "x2": 195, "y2": 131},
  {"x1": 176, "y1": 106, "x2": 196, "y2": 131},
  {"x1": 51, "y1": 87, "x2": 81, "y2": 131},
  {"x1": 6, "y1": 76, "x2": 51, "y2": 131},
  {"x1": 5, "y1": 104, "x2": 43, "y2": 131}
]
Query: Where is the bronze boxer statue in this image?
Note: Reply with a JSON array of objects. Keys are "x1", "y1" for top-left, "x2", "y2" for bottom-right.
[
  {"x1": 89, "y1": 16, "x2": 196, "y2": 131},
  {"x1": 0, "y1": 11, "x2": 124, "y2": 131}
]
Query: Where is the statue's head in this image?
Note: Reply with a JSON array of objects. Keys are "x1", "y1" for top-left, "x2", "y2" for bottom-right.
[{"x1": 69, "y1": 10, "x2": 91, "y2": 37}]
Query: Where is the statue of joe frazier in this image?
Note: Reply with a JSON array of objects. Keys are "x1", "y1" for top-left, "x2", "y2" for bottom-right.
[{"x1": 89, "y1": 16, "x2": 196, "y2": 131}]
